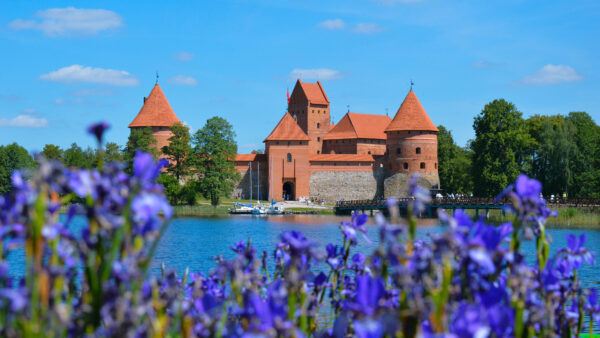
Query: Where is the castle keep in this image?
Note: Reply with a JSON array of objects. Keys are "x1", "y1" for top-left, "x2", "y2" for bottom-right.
[
  {"x1": 234, "y1": 79, "x2": 440, "y2": 201},
  {"x1": 129, "y1": 80, "x2": 440, "y2": 202}
]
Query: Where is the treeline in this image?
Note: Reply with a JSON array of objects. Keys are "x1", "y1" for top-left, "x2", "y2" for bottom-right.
[
  {"x1": 438, "y1": 99, "x2": 600, "y2": 198},
  {"x1": 0, "y1": 116, "x2": 240, "y2": 206}
]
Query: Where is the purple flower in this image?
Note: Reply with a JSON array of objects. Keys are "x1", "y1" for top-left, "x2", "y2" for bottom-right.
[
  {"x1": 341, "y1": 211, "x2": 370, "y2": 244},
  {"x1": 326, "y1": 243, "x2": 341, "y2": 270},
  {"x1": 131, "y1": 192, "x2": 173, "y2": 235},
  {"x1": 354, "y1": 319, "x2": 383, "y2": 338},
  {"x1": 343, "y1": 275, "x2": 387, "y2": 316},
  {"x1": 408, "y1": 174, "x2": 431, "y2": 214},
  {"x1": 559, "y1": 234, "x2": 594, "y2": 268},
  {"x1": 87, "y1": 121, "x2": 110, "y2": 145},
  {"x1": 133, "y1": 150, "x2": 168, "y2": 187}
]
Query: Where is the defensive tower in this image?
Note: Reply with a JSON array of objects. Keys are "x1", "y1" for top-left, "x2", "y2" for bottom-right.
[{"x1": 287, "y1": 79, "x2": 330, "y2": 154}]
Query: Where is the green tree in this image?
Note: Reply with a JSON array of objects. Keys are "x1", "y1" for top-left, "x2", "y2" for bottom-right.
[
  {"x1": 192, "y1": 117, "x2": 240, "y2": 207},
  {"x1": 104, "y1": 142, "x2": 124, "y2": 163},
  {"x1": 0, "y1": 143, "x2": 36, "y2": 193},
  {"x1": 63, "y1": 143, "x2": 88, "y2": 168},
  {"x1": 161, "y1": 123, "x2": 192, "y2": 181},
  {"x1": 471, "y1": 99, "x2": 534, "y2": 197},
  {"x1": 527, "y1": 115, "x2": 577, "y2": 196},
  {"x1": 124, "y1": 127, "x2": 158, "y2": 173},
  {"x1": 437, "y1": 125, "x2": 473, "y2": 193},
  {"x1": 42, "y1": 144, "x2": 63, "y2": 160},
  {"x1": 566, "y1": 112, "x2": 600, "y2": 198}
]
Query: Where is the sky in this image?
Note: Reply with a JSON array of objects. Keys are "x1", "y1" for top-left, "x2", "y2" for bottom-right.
[{"x1": 0, "y1": 0, "x2": 598, "y2": 153}]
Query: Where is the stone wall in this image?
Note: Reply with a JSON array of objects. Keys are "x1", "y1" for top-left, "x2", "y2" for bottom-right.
[
  {"x1": 309, "y1": 168, "x2": 385, "y2": 202},
  {"x1": 232, "y1": 169, "x2": 269, "y2": 201},
  {"x1": 383, "y1": 172, "x2": 440, "y2": 198}
]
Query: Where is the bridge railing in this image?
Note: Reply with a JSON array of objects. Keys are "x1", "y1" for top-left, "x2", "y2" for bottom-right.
[{"x1": 335, "y1": 197, "x2": 600, "y2": 208}]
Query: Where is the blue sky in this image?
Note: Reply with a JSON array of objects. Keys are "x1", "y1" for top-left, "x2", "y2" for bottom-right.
[{"x1": 0, "y1": 0, "x2": 598, "y2": 153}]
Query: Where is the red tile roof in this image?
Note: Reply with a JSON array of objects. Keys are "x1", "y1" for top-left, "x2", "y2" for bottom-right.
[
  {"x1": 385, "y1": 90, "x2": 438, "y2": 132},
  {"x1": 129, "y1": 84, "x2": 181, "y2": 128},
  {"x1": 264, "y1": 113, "x2": 310, "y2": 142},
  {"x1": 235, "y1": 154, "x2": 267, "y2": 162},
  {"x1": 309, "y1": 154, "x2": 375, "y2": 162},
  {"x1": 324, "y1": 113, "x2": 391, "y2": 140},
  {"x1": 296, "y1": 79, "x2": 329, "y2": 105}
]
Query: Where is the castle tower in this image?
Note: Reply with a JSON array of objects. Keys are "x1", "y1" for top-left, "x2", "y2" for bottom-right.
[
  {"x1": 287, "y1": 79, "x2": 330, "y2": 154},
  {"x1": 383, "y1": 89, "x2": 439, "y2": 197},
  {"x1": 128, "y1": 84, "x2": 181, "y2": 152}
]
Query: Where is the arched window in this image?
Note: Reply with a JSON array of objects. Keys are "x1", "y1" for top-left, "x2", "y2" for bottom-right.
[
  {"x1": 396, "y1": 148, "x2": 401, "y2": 155},
  {"x1": 317, "y1": 150, "x2": 320, "y2": 154},
  {"x1": 420, "y1": 162, "x2": 425, "y2": 169},
  {"x1": 317, "y1": 137, "x2": 320, "y2": 142},
  {"x1": 287, "y1": 153, "x2": 292, "y2": 162},
  {"x1": 317, "y1": 122, "x2": 320, "y2": 129},
  {"x1": 368, "y1": 151, "x2": 372, "y2": 154},
  {"x1": 416, "y1": 147, "x2": 421, "y2": 154},
  {"x1": 403, "y1": 162, "x2": 408, "y2": 170}
]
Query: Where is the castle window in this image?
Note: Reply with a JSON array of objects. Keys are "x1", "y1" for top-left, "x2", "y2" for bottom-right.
[
  {"x1": 420, "y1": 162, "x2": 426, "y2": 169},
  {"x1": 435, "y1": 163, "x2": 438, "y2": 169},
  {"x1": 396, "y1": 148, "x2": 401, "y2": 155},
  {"x1": 317, "y1": 150, "x2": 320, "y2": 154},
  {"x1": 416, "y1": 147, "x2": 421, "y2": 154},
  {"x1": 317, "y1": 137, "x2": 320, "y2": 142},
  {"x1": 317, "y1": 122, "x2": 320, "y2": 129},
  {"x1": 318, "y1": 110, "x2": 320, "y2": 114},
  {"x1": 403, "y1": 162, "x2": 408, "y2": 170},
  {"x1": 312, "y1": 110, "x2": 315, "y2": 113},
  {"x1": 368, "y1": 151, "x2": 371, "y2": 154},
  {"x1": 287, "y1": 153, "x2": 292, "y2": 162}
]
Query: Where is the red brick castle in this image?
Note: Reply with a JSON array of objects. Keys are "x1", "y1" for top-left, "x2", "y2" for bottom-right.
[{"x1": 129, "y1": 79, "x2": 440, "y2": 201}]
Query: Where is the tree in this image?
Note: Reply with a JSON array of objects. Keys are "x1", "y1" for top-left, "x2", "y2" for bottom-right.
[
  {"x1": 42, "y1": 144, "x2": 63, "y2": 160},
  {"x1": 63, "y1": 143, "x2": 88, "y2": 168},
  {"x1": 161, "y1": 123, "x2": 192, "y2": 181},
  {"x1": 104, "y1": 142, "x2": 124, "y2": 163},
  {"x1": 0, "y1": 143, "x2": 36, "y2": 193},
  {"x1": 437, "y1": 125, "x2": 473, "y2": 194},
  {"x1": 192, "y1": 117, "x2": 240, "y2": 207},
  {"x1": 471, "y1": 99, "x2": 534, "y2": 197},
  {"x1": 124, "y1": 127, "x2": 158, "y2": 173},
  {"x1": 527, "y1": 115, "x2": 577, "y2": 196},
  {"x1": 566, "y1": 112, "x2": 600, "y2": 198}
]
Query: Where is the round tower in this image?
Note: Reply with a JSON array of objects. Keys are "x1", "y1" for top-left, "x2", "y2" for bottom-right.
[{"x1": 383, "y1": 89, "x2": 439, "y2": 197}]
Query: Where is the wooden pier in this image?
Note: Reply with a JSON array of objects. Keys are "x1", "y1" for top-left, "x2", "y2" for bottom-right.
[{"x1": 334, "y1": 197, "x2": 600, "y2": 216}]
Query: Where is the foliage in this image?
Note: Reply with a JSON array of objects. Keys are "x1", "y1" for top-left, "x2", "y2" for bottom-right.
[
  {"x1": 63, "y1": 142, "x2": 96, "y2": 168},
  {"x1": 192, "y1": 116, "x2": 240, "y2": 206},
  {"x1": 157, "y1": 174, "x2": 199, "y2": 206},
  {"x1": 124, "y1": 127, "x2": 158, "y2": 173},
  {"x1": 1, "y1": 121, "x2": 599, "y2": 338},
  {"x1": 526, "y1": 115, "x2": 578, "y2": 196},
  {"x1": 436, "y1": 125, "x2": 473, "y2": 193},
  {"x1": 161, "y1": 123, "x2": 192, "y2": 181},
  {"x1": 41, "y1": 144, "x2": 63, "y2": 160},
  {"x1": 104, "y1": 141, "x2": 124, "y2": 163},
  {"x1": 566, "y1": 112, "x2": 600, "y2": 198},
  {"x1": 471, "y1": 99, "x2": 534, "y2": 196},
  {"x1": 0, "y1": 143, "x2": 35, "y2": 194}
]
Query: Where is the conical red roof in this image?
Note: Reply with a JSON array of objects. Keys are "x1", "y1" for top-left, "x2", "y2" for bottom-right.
[
  {"x1": 385, "y1": 90, "x2": 438, "y2": 132},
  {"x1": 129, "y1": 84, "x2": 181, "y2": 128},
  {"x1": 264, "y1": 113, "x2": 309, "y2": 142}
]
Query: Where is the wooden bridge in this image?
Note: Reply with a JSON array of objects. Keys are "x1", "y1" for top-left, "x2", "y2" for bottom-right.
[{"x1": 334, "y1": 197, "x2": 600, "y2": 217}]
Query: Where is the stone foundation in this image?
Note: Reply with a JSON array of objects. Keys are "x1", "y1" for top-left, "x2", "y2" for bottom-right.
[
  {"x1": 309, "y1": 169, "x2": 385, "y2": 202},
  {"x1": 233, "y1": 170, "x2": 269, "y2": 201},
  {"x1": 383, "y1": 172, "x2": 439, "y2": 198}
]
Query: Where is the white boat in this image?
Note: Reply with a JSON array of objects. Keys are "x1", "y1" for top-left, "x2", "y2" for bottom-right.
[
  {"x1": 229, "y1": 202, "x2": 254, "y2": 214},
  {"x1": 252, "y1": 204, "x2": 268, "y2": 215},
  {"x1": 268, "y1": 203, "x2": 285, "y2": 214}
]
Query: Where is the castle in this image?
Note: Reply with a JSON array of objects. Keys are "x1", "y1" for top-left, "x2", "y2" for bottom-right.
[{"x1": 129, "y1": 79, "x2": 440, "y2": 202}]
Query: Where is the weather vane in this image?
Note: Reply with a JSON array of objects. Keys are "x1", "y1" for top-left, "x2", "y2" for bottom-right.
[
  {"x1": 347, "y1": 104, "x2": 350, "y2": 113},
  {"x1": 410, "y1": 79, "x2": 414, "y2": 91},
  {"x1": 155, "y1": 71, "x2": 159, "y2": 84}
]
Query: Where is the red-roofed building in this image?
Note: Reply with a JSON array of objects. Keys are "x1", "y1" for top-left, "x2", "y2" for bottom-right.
[
  {"x1": 129, "y1": 84, "x2": 181, "y2": 152},
  {"x1": 323, "y1": 113, "x2": 390, "y2": 155}
]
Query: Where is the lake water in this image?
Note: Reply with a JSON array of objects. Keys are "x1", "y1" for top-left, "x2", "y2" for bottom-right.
[{"x1": 152, "y1": 215, "x2": 600, "y2": 289}]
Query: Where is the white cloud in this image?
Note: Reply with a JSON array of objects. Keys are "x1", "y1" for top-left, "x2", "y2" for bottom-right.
[
  {"x1": 289, "y1": 68, "x2": 343, "y2": 81},
  {"x1": 0, "y1": 114, "x2": 48, "y2": 128},
  {"x1": 8, "y1": 7, "x2": 123, "y2": 37},
  {"x1": 352, "y1": 23, "x2": 384, "y2": 34},
  {"x1": 520, "y1": 64, "x2": 584, "y2": 86},
  {"x1": 40, "y1": 65, "x2": 139, "y2": 86},
  {"x1": 167, "y1": 75, "x2": 198, "y2": 86},
  {"x1": 317, "y1": 19, "x2": 346, "y2": 30},
  {"x1": 173, "y1": 52, "x2": 194, "y2": 62}
]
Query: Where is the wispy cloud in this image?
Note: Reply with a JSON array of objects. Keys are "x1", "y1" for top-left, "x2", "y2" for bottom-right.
[
  {"x1": 289, "y1": 68, "x2": 344, "y2": 81},
  {"x1": 173, "y1": 52, "x2": 194, "y2": 62},
  {"x1": 167, "y1": 75, "x2": 198, "y2": 86},
  {"x1": 40, "y1": 65, "x2": 139, "y2": 86},
  {"x1": 0, "y1": 114, "x2": 48, "y2": 128},
  {"x1": 352, "y1": 23, "x2": 384, "y2": 34},
  {"x1": 8, "y1": 7, "x2": 123, "y2": 37},
  {"x1": 519, "y1": 64, "x2": 584, "y2": 86},
  {"x1": 317, "y1": 19, "x2": 346, "y2": 30}
]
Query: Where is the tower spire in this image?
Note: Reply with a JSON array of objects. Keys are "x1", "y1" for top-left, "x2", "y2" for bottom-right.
[
  {"x1": 410, "y1": 79, "x2": 414, "y2": 91},
  {"x1": 155, "y1": 71, "x2": 159, "y2": 85}
]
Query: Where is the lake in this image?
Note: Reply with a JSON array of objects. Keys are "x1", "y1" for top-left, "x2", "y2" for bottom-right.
[{"x1": 152, "y1": 215, "x2": 600, "y2": 289}]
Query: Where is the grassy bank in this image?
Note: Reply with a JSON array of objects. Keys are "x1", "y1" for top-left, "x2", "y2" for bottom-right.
[{"x1": 460, "y1": 207, "x2": 600, "y2": 227}]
